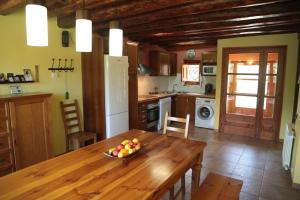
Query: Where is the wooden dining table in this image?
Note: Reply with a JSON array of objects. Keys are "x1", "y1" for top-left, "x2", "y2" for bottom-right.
[{"x1": 0, "y1": 129, "x2": 206, "y2": 200}]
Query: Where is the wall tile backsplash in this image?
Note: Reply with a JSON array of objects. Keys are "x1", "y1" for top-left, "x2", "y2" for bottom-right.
[{"x1": 138, "y1": 73, "x2": 216, "y2": 95}]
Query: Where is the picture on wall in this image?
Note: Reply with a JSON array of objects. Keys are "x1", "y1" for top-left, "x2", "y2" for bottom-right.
[
  {"x1": 0, "y1": 73, "x2": 5, "y2": 82},
  {"x1": 7, "y1": 73, "x2": 14, "y2": 82},
  {"x1": 23, "y1": 69, "x2": 33, "y2": 81}
]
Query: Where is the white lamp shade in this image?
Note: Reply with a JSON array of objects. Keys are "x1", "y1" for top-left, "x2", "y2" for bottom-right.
[
  {"x1": 25, "y1": 4, "x2": 48, "y2": 46},
  {"x1": 109, "y1": 28, "x2": 123, "y2": 57},
  {"x1": 76, "y1": 19, "x2": 92, "y2": 52}
]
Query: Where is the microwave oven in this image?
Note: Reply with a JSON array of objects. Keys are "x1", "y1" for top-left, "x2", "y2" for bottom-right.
[{"x1": 202, "y1": 65, "x2": 216, "y2": 75}]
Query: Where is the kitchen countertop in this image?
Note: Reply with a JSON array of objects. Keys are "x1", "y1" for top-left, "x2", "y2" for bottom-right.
[{"x1": 138, "y1": 92, "x2": 215, "y2": 103}]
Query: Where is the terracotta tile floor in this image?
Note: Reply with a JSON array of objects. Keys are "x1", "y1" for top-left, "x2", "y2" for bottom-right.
[{"x1": 159, "y1": 125, "x2": 300, "y2": 200}]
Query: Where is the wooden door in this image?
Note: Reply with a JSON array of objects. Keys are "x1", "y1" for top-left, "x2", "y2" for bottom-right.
[
  {"x1": 220, "y1": 47, "x2": 286, "y2": 141},
  {"x1": 126, "y1": 42, "x2": 139, "y2": 129},
  {"x1": 81, "y1": 33, "x2": 106, "y2": 140},
  {"x1": 9, "y1": 97, "x2": 51, "y2": 169}
]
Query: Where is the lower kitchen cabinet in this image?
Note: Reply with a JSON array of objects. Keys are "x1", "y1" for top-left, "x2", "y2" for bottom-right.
[
  {"x1": 174, "y1": 95, "x2": 196, "y2": 121},
  {"x1": 137, "y1": 102, "x2": 147, "y2": 130},
  {"x1": 0, "y1": 93, "x2": 52, "y2": 176}
]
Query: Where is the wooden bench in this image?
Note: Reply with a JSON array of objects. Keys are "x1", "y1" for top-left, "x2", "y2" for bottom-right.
[{"x1": 192, "y1": 173, "x2": 243, "y2": 200}]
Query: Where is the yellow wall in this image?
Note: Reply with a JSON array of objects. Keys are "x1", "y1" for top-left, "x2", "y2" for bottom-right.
[
  {"x1": 0, "y1": 9, "x2": 83, "y2": 155},
  {"x1": 292, "y1": 89, "x2": 300, "y2": 184},
  {"x1": 214, "y1": 33, "x2": 299, "y2": 140}
]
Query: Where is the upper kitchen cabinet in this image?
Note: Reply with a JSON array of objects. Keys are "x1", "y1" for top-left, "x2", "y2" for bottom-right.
[
  {"x1": 149, "y1": 50, "x2": 170, "y2": 76},
  {"x1": 149, "y1": 50, "x2": 177, "y2": 76},
  {"x1": 170, "y1": 53, "x2": 178, "y2": 76},
  {"x1": 202, "y1": 51, "x2": 217, "y2": 65}
]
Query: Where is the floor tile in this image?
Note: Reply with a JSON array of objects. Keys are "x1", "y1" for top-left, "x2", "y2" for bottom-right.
[
  {"x1": 240, "y1": 177, "x2": 262, "y2": 196},
  {"x1": 233, "y1": 164, "x2": 264, "y2": 182},
  {"x1": 238, "y1": 156, "x2": 266, "y2": 169},
  {"x1": 260, "y1": 183, "x2": 299, "y2": 200},
  {"x1": 240, "y1": 192, "x2": 259, "y2": 200},
  {"x1": 262, "y1": 170, "x2": 292, "y2": 188}
]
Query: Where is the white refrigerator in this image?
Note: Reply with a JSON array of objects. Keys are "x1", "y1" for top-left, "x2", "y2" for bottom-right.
[{"x1": 104, "y1": 55, "x2": 129, "y2": 138}]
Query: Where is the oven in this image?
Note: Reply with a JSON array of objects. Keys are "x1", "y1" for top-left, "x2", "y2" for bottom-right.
[{"x1": 147, "y1": 102, "x2": 159, "y2": 129}]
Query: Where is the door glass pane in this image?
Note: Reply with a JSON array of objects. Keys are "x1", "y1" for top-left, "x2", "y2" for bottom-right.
[
  {"x1": 263, "y1": 97, "x2": 275, "y2": 118},
  {"x1": 267, "y1": 53, "x2": 278, "y2": 75},
  {"x1": 228, "y1": 53, "x2": 260, "y2": 74},
  {"x1": 226, "y1": 95, "x2": 257, "y2": 116},
  {"x1": 227, "y1": 75, "x2": 258, "y2": 94},
  {"x1": 265, "y1": 75, "x2": 277, "y2": 97}
]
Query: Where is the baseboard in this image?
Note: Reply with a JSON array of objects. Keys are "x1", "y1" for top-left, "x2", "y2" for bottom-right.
[{"x1": 292, "y1": 182, "x2": 300, "y2": 190}]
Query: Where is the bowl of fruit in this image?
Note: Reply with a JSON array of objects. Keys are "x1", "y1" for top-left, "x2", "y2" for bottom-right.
[{"x1": 104, "y1": 138, "x2": 142, "y2": 159}]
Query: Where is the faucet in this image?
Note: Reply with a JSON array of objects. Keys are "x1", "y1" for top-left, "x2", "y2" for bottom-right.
[{"x1": 172, "y1": 84, "x2": 178, "y2": 93}]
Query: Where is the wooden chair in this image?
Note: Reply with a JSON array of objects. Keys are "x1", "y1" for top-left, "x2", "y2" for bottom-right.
[
  {"x1": 163, "y1": 112, "x2": 190, "y2": 200},
  {"x1": 191, "y1": 173, "x2": 243, "y2": 200},
  {"x1": 60, "y1": 100, "x2": 97, "y2": 152}
]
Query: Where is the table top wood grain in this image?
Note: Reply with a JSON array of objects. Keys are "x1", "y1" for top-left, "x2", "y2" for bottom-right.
[{"x1": 0, "y1": 129, "x2": 206, "y2": 200}]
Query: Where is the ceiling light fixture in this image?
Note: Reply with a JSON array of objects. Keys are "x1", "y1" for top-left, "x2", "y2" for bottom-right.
[
  {"x1": 76, "y1": 0, "x2": 92, "y2": 52},
  {"x1": 109, "y1": 21, "x2": 123, "y2": 57},
  {"x1": 25, "y1": 0, "x2": 48, "y2": 46}
]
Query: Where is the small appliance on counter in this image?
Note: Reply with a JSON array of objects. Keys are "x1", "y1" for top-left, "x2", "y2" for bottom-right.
[{"x1": 205, "y1": 83, "x2": 214, "y2": 94}]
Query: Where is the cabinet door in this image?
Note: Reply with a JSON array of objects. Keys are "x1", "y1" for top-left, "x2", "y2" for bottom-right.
[
  {"x1": 170, "y1": 53, "x2": 178, "y2": 76},
  {"x1": 187, "y1": 96, "x2": 196, "y2": 121},
  {"x1": 0, "y1": 101, "x2": 14, "y2": 176},
  {"x1": 175, "y1": 96, "x2": 188, "y2": 118},
  {"x1": 160, "y1": 52, "x2": 170, "y2": 76},
  {"x1": 9, "y1": 97, "x2": 51, "y2": 170}
]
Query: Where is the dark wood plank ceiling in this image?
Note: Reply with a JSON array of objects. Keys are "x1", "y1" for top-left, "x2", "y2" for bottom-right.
[{"x1": 1, "y1": 0, "x2": 300, "y2": 50}]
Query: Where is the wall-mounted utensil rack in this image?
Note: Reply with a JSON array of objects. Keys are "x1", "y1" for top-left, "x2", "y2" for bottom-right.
[{"x1": 48, "y1": 58, "x2": 74, "y2": 72}]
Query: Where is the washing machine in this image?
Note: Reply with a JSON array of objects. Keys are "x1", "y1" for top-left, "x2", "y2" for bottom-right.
[{"x1": 195, "y1": 98, "x2": 215, "y2": 129}]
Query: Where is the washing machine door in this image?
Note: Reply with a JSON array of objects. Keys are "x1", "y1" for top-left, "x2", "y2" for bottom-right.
[{"x1": 197, "y1": 105, "x2": 214, "y2": 120}]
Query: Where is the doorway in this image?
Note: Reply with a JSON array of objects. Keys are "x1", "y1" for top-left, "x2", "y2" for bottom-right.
[{"x1": 220, "y1": 46, "x2": 286, "y2": 141}]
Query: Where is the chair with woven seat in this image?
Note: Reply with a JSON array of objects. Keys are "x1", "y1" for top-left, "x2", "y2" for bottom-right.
[
  {"x1": 163, "y1": 112, "x2": 190, "y2": 200},
  {"x1": 60, "y1": 100, "x2": 97, "y2": 152}
]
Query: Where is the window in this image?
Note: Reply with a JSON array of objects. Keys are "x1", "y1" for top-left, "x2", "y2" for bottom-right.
[{"x1": 182, "y1": 63, "x2": 200, "y2": 84}]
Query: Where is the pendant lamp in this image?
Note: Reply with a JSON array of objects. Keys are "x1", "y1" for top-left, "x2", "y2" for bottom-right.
[
  {"x1": 109, "y1": 21, "x2": 123, "y2": 57},
  {"x1": 25, "y1": 0, "x2": 48, "y2": 46},
  {"x1": 76, "y1": 0, "x2": 92, "y2": 52}
]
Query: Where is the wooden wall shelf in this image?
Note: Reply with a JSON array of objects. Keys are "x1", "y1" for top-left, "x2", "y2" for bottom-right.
[{"x1": 0, "y1": 81, "x2": 35, "y2": 85}]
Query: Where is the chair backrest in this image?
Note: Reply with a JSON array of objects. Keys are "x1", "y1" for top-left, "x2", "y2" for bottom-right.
[
  {"x1": 60, "y1": 100, "x2": 82, "y2": 137},
  {"x1": 163, "y1": 112, "x2": 190, "y2": 139}
]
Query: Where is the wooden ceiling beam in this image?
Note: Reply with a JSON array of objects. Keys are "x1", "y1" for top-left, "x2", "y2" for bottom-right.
[
  {"x1": 91, "y1": 0, "x2": 203, "y2": 22},
  {"x1": 121, "y1": 1, "x2": 300, "y2": 35},
  {"x1": 152, "y1": 27, "x2": 300, "y2": 45},
  {"x1": 0, "y1": 0, "x2": 24, "y2": 15},
  {"x1": 48, "y1": 0, "x2": 129, "y2": 17},
  {"x1": 165, "y1": 43, "x2": 217, "y2": 51},
  {"x1": 94, "y1": 0, "x2": 292, "y2": 30},
  {"x1": 127, "y1": 14, "x2": 300, "y2": 39},
  {"x1": 151, "y1": 22, "x2": 300, "y2": 42}
]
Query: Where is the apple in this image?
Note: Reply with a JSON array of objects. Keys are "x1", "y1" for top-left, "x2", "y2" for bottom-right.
[
  {"x1": 128, "y1": 148, "x2": 136, "y2": 154},
  {"x1": 128, "y1": 141, "x2": 135, "y2": 147},
  {"x1": 117, "y1": 144, "x2": 124, "y2": 150},
  {"x1": 112, "y1": 150, "x2": 119, "y2": 157},
  {"x1": 135, "y1": 144, "x2": 141, "y2": 150},
  {"x1": 108, "y1": 147, "x2": 116, "y2": 155},
  {"x1": 132, "y1": 138, "x2": 139, "y2": 144},
  {"x1": 124, "y1": 144, "x2": 131, "y2": 150},
  {"x1": 121, "y1": 139, "x2": 129, "y2": 145},
  {"x1": 118, "y1": 151, "x2": 124, "y2": 158}
]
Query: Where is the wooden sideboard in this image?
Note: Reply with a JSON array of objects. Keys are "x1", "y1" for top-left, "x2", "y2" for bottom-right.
[{"x1": 0, "y1": 93, "x2": 52, "y2": 176}]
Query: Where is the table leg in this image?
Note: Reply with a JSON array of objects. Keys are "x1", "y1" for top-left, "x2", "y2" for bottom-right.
[{"x1": 191, "y1": 153, "x2": 203, "y2": 196}]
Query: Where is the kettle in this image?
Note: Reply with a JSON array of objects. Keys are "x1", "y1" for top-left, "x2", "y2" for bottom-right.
[{"x1": 205, "y1": 83, "x2": 213, "y2": 94}]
